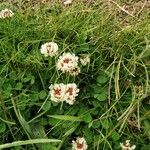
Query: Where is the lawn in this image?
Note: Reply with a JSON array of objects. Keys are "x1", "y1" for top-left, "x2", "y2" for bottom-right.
[{"x1": 0, "y1": 0, "x2": 150, "y2": 149}]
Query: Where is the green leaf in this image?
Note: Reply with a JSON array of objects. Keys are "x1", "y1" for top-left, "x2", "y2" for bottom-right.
[
  {"x1": 63, "y1": 127, "x2": 76, "y2": 137},
  {"x1": 30, "y1": 93, "x2": 39, "y2": 102},
  {"x1": 78, "y1": 107, "x2": 89, "y2": 116},
  {"x1": 48, "y1": 118, "x2": 59, "y2": 126},
  {"x1": 3, "y1": 83, "x2": 12, "y2": 91},
  {"x1": 42, "y1": 101, "x2": 51, "y2": 111},
  {"x1": 79, "y1": 43, "x2": 89, "y2": 52},
  {"x1": 92, "y1": 85, "x2": 101, "y2": 94},
  {"x1": 97, "y1": 73, "x2": 107, "y2": 84},
  {"x1": 42, "y1": 144, "x2": 58, "y2": 150},
  {"x1": 48, "y1": 115, "x2": 82, "y2": 122},
  {"x1": 111, "y1": 131, "x2": 120, "y2": 141},
  {"x1": 144, "y1": 120, "x2": 150, "y2": 140},
  {"x1": 92, "y1": 120, "x2": 100, "y2": 129},
  {"x1": 31, "y1": 124, "x2": 48, "y2": 138},
  {"x1": 30, "y1": 76, "x2": 35, "y2": 85},
  {"x1": 0, "y1": 122, "x2": 6, "y2": 133},
  {"x1": 23, "y1": 77, "x2": 30, "y2": 82},
  {"x1": 92, "y1": 101, "x2": 101, "y2": 108},
  {"x1": 3, "y1": 90, "x2": 12, "y2": 99},
  {"x1": 68, "y1": 106, "x2": 79, "y2": 115},
  {"x1": 83, "y1": 128, "x2": 93, "y2": 144},
  {"x1": 101, "y1": 120, "x2": 110, "y2": 129},
  {"x1": 11, "y1": 72, "x2": 17, "y2": 80},
  {"x1": 91, "y1": 109, "x2": 99, "y2": 115},
  {"x1": 15, "y1": 82, "x2": 23, "y2": 90},
  {"x1": 77, "y1": 33, "x2": 87, "y2": 43},
  {"x1": 94, "y1": 93, "x2": 107, "y2": 101},
  {"x1": 22, "y1": 74, "x2": 31, "y2": 82},
  {"x1": 39, "y1": 90, "x2": 47, "y2": 99},
  {"x1": 82, "y1": 113, "x2": 93, "y2": 123},
  {"x1": 18, "y1": 110, "x2": 33, "y2": 136}
]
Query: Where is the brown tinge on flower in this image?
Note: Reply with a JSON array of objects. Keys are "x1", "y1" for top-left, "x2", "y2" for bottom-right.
[
  {"x1": 0, "y1": 8, "x2": 14, "y2": 18},
  {"x1": 77, "y1": 143, "x2": 84, "y2": 149},
  {"x1": 61, "y1": 58, "x2": 71, "y2": 67},
  {"x1": 49, "y1": 83, "x2": 66, "y2": 102},
  {"x1": 40, "y1": 42, "x2": 58, "y2": 57},
  {"x1": 54, "y1": 88, "x2": 61, "y2": 98},
  {"x1": 66, "y1": 87, "x2": 73, "y2": 95},
  {"x1": 70, "y1": 67, "x2": 81, "y2": 76},
  {"x1": 3, "y1": 11, "x2": 10, "y2": 17},
  {"x1": 63, "y1": 58, "x2": 70, "y2": 63},
  {"x1": 46, "y1": 44, "x2": 51, "y2": 53},
  {"x1": 49, "y1": 83, "x2": 79, "y2": 105},
  {"x1": 65, "y1": 83, "x2": 79, "y2": 105},
  {"x1": 56, "y1": 52, "x2": 79, "y2": 75},
  {"x1": 72, "y1": 137, "x2": 88, "y2": 150}
]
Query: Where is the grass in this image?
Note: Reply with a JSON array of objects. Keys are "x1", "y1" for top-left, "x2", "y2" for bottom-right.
[{"x1": 0, "y1": 0, "x2": 150, "y2": 149}]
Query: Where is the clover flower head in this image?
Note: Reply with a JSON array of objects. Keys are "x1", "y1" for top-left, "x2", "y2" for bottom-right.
[
  {"x1": 49, "y1": 83, "x2": 79, "y2": 105},
  {"x1": 80, "y1": 55, "x2": 90, "y2": 66},
  {"x1": 65, "y1": 83, "x2": 79, "y2": 105},
  {"x1": 120, "y1": 140, "x2": 136, "y2": 150},
  {"x1": 63, "y1": 0, "x2": 72, "y2": 5},
  {"x1": 40, "y1": 42, "x2": 58, "y2": 57},
  {"x1": 72, "y1": 137, "x2": 88, "y2": 150},
  {"x1": 49, "y1": 83, "x2": 66, "y2": 102},
  {"x1": 0, "y1": 8, "x2": 14, "y2": 19},
  {"x1": 70, "y1": 66, "x2": 81, "y2": 76},
  {"x1": 56, "y1": 52, "x2": 79, "y2": 73}
]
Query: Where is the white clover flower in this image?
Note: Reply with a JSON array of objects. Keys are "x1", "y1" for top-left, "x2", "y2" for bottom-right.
[
  {"x1": 72, "y1": 137, "x2": 88, "y2": 150},
  {"x1": 120, "y1": 140, "x2": 136, "y2": 150},
  {"x1": 65, "y1": 83, "x2": 79, "y2": 105},
  {"x1": 49, "y1": 83, "x2": 66, "y2": 103},
  {"x1": 56, "y1": 52, "x2": 79, "y2": 74},
  {"x1": 49, "y1": 83, "x2": 79, "y2": 104},
  {"x1": 0, "y1": 8, "x2": 14, "y2": 19},
  {"x1": 63, "y1": 0, "x2": 72, "y2": 5},
  {"x1": 70, "y1": 66, "x2": 81, "y2": 76},
  {"x1": 40, "y1": 42, "x2": 58, "y2": 57},
  {"x1": 80, "y1": 55, "x2": 90, "y2": 66}
]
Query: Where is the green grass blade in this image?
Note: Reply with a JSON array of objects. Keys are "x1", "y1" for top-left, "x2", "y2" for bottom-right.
[
  {"x1": 0, "y1": 117, "x2": 16, "y2": 125},
  {"x1": 48, "y1": 115, "x2": 82, "y2": 121},
  {"x1": 0, "y1": 139, "x2": 61, "y2": 149}
]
